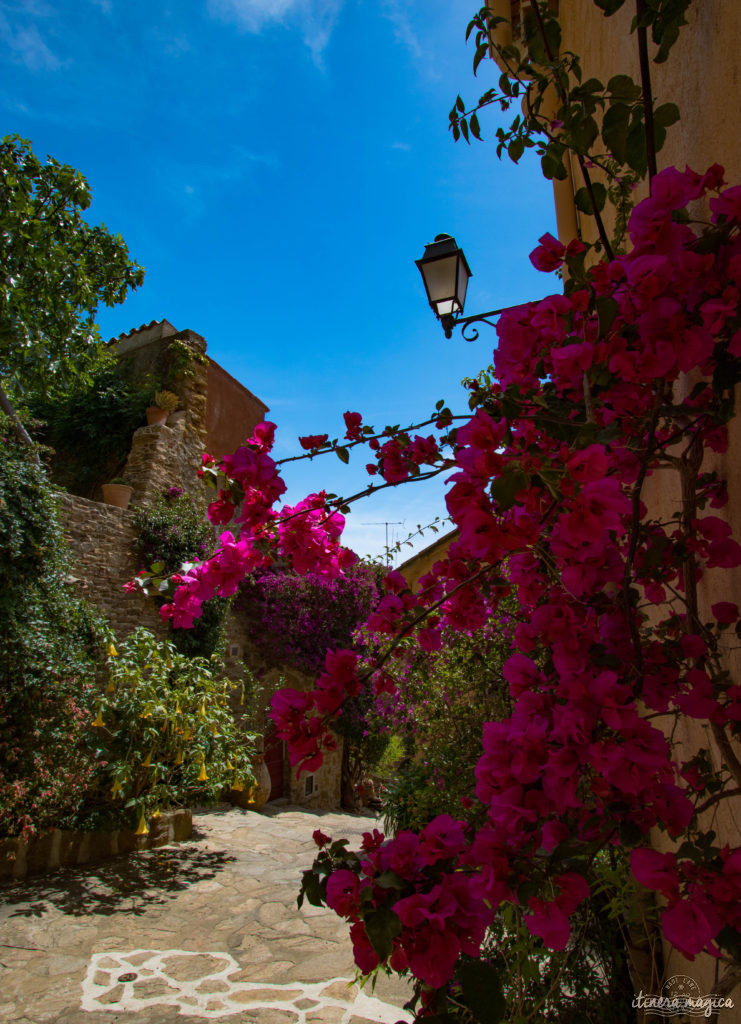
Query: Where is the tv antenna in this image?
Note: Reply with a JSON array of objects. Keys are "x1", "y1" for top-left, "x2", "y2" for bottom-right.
[{"x1": 360, "y1": 521, "x2": 404, "y2": 563}]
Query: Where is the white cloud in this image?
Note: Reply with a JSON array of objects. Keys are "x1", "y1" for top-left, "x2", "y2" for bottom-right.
[
  {"x1": 0, "y1": 1, "x2": 63, "y2": 71},
  {"x1": 3, "y1": 23, "x2": 60, "y2": 70},
  {"x1": 380, "y1": 0, "x2": 422, "y2": 61},
  {"x1": 206, "y1": 0, "x2": 343, "y2": 67}
]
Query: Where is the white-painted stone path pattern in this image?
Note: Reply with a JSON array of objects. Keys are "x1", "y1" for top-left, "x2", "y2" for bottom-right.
[
  {"x1": 83, "y1": 950, "x2": 411, "y2": 1021},
  {"x1": 0, "y1": 805, "x2": 414, "y2": 1023}
]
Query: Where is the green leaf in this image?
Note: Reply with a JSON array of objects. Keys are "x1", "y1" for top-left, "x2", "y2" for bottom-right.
[
  {"x1": 150, "y1": 560, "x2": 166, "y2": 575},
  {"x1": 473, "y1": 42, "x2": 488, "y2": 76},
  {"x1": 576, "y1": 77, "x2": 604, "y2": 96},
  {"x1": 596, "y1": 296, "x2": 619, "y2": 337},
  {"x1": 594, "y1": 0, "x2": 627, "y2": 13},
  {"x1": 508, "y1": 137, "x2": 524, "y2": 163},
  {"x1": 607, "y1": 73, "x2": 641, "y2": 101},
  {"x1": 653, "y1": 102, "x2": 680, "y2": 128},
  {"x1": 571, "y1": 115, "x2": 599, "y2": 152},
  {"x1": 541, "y1": 150, "x2": 567, "y2": 181},
  {"x1": 490, "y1": 469, "x2": 529, "y2": 510},
  {"x1": 458, "y1": 959, "x2": 505, "y2": 1024},
  {"x1": 625, "y1": 116, "x2": 647, "y2": 175},
  {"x1": 573, "y1": 182, "x2": 606, "y2": 214},
  {"x1": 376, "y1": 870, "x2": 405, "y2": 889},
  {"x1": 335, "y1": 446, "x2": 349, "y2": 464},
  {"x1": 601, "y1": 102, "x2": 631, "y2": 162},
  {"x1": 470, "y1": 112, "x2": 482, "y2": 141},
  {"x1": 299, "y1": 869, "x2": 325, "y2": 908},
  {"x1": 363, "y1": 907, "x2": 401, "y2": 961}
]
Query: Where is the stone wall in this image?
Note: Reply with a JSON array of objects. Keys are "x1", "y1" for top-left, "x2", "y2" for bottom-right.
[
  {"x1": 60, "y1": 492, "x2": 167, "y2": 640},
  {"x1": 57, "y1": 319, "x2": 343, "y2": 811}
]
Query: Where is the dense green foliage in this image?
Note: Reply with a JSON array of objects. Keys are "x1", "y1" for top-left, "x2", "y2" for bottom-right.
[
  {"x1": 85, "y1": 628, "x2": 256, "y2": 830},
  {"x1": 0, "y1": 425, "x2": 104, "y2": 838},
  {"x1": 133, "y1": 490, "x2": 228, "y2": 659},
  {"x1": 133, "y1": 489, "x2": 212, "y2": 572},
  {"x1": 0, "y1": 135, "x2": 143, "y2": 404},
  {"x1": 30, "y1": 352, "x2": 152, "y2": 497},
  {"x1": 375, "y1": 621, "x2": 513, "y2": 833}
]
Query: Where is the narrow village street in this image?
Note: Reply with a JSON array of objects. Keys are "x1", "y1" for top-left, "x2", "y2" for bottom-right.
[{"x1": 0, "y1": 806, "x2": 413, "y2": 1024}]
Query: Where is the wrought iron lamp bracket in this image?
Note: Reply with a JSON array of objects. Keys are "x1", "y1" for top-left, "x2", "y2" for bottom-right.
[{"x1": 440, "y1": 308, "x2": 506, "y2": 341}]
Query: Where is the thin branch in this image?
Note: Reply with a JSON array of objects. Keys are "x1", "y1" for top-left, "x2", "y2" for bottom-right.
[
  {"x1": 0, "y1": 378, "x2": 36, "y2": 451},
  {"x1": 695, "y1": 787, "x2": 741, "y2": 817},
  {"x1": 635, "y1": 0, "x2": 658, "y2": 182}
]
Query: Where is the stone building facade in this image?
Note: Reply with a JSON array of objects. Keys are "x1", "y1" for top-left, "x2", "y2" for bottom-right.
[{"x1": 60, "y1": 320, "x2": 343, "y2": 811}]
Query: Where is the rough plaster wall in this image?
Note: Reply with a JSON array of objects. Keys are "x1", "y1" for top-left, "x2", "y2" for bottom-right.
[
  {"x1": 555, "y1": 2, "x2": 741, "y2": 999},
  {"x1": 556, "y1": 1, "x2": 741, "y2": 244}
]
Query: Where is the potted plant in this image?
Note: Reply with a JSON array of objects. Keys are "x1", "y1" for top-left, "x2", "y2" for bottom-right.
[
  {"x1": 101, "y1": 478, "x2": 134, "y2": 509},
  {"x1": 146, "y1": 390, "x2": 179, "y2": 426}
]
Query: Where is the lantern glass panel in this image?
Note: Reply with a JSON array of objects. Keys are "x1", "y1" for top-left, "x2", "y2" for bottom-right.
[{"x1": 423, "y1": 254, "x2": 458, "y2": 314}]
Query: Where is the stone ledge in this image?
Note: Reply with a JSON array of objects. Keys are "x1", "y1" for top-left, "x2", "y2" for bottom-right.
[{"x1": 0, "y1": 808, "x2": 192, "y2": 882}]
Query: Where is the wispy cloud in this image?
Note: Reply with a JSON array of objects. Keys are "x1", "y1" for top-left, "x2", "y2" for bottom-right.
[
  {"x1": 0, "y1": 9, "x2": 61, "y2": 71},
  {"x1": 206, "y1": 0, "x2": 343, "y2": 67},
  {"x1": 90, "y1": 0, "x2": 113, "y2": 14},
  {"x1": 380, "y1": 0, "x2": 422, "y2": 61}
]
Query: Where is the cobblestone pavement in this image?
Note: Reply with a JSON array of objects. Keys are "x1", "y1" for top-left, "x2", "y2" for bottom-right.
[{"x1": 0, "y1": 805, "x2": 413, "y2": 1024}]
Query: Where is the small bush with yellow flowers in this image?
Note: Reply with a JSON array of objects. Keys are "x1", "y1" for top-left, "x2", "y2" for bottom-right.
[{"x1": 86, "y1": 628, "x2": 256, "y2": 832}]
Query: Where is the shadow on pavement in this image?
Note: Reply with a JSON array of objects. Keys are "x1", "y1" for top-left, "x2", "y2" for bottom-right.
[{"x1": 0, "y1": 842, "x2": 234, "y2": 919}]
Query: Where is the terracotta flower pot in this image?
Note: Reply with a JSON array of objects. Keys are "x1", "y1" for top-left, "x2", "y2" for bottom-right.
[
  {"x1": 146, "y1": 406, "x2": 169, "y2": 426},
  {"x1": 101, "y1": 483, "x2": 133, "y2": 509}
]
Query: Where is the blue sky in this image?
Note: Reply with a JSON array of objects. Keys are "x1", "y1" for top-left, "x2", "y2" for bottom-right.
[{"x1": 1, "y1": 0, "x2": 556, "y2": 561}]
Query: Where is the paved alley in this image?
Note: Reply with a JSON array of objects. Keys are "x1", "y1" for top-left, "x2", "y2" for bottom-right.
[{"x1": 0, "y1": 805, "x2": 413, "y2": 1024}]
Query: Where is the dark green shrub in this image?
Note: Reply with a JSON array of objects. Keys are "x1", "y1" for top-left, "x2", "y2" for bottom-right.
[
  {"x1": 29, "y1": 353, "x2": 152, "y2": 497},
  {"x1": 0, "y1": 423, "x2": 104, "y2": 838},
  {"x1": 84, "y1": 628, "x2": 256, "y2": 830}
]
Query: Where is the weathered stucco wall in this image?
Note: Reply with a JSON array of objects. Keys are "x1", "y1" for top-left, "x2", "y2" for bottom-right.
[
  {"x1": 526, "y1": 1, "x2": 741, "y2": 999},
  {"x1": 399, "y1": 530, "x2": 458, "y2": 592},
  {"x1": 206, "y1": 360, "x2": 269, "y2": 459}
]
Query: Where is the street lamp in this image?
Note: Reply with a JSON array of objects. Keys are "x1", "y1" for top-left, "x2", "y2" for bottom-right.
[{"x1": 416, "y1": 233, "x2": 505, "y2": 341}]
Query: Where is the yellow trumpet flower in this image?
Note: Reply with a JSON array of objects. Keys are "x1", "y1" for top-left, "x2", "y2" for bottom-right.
[
  {"x1": 198, "y1": 701, "x2": 206, "y2": 720},
  {"x1": 197, "y1": 763, "x2": 208, "y2": 782},
  {"x1": 91, "y1": 706, "x2": 105, "y2": 728},
  {"x1": 111, "y1": 779, "x2": 122, "y2": 799},
  {"x1": 231, "y1": 777, "x2": 244, "y2": 792},
  {"x1": 105, "y1": 680, "x2": 115, "y2": 694},
  {"x1": 134, "y1": 809, "x2": 149, "y2": 836},
  {"x1": 174, "y1": 748, "x2": 184, "y2": 766},
  {"x1": 142, "y1": 750, "x2": 153, "y2": 767},
  {"x1": 106, "y1": 643, "x2": 118, "y2": 658}
]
